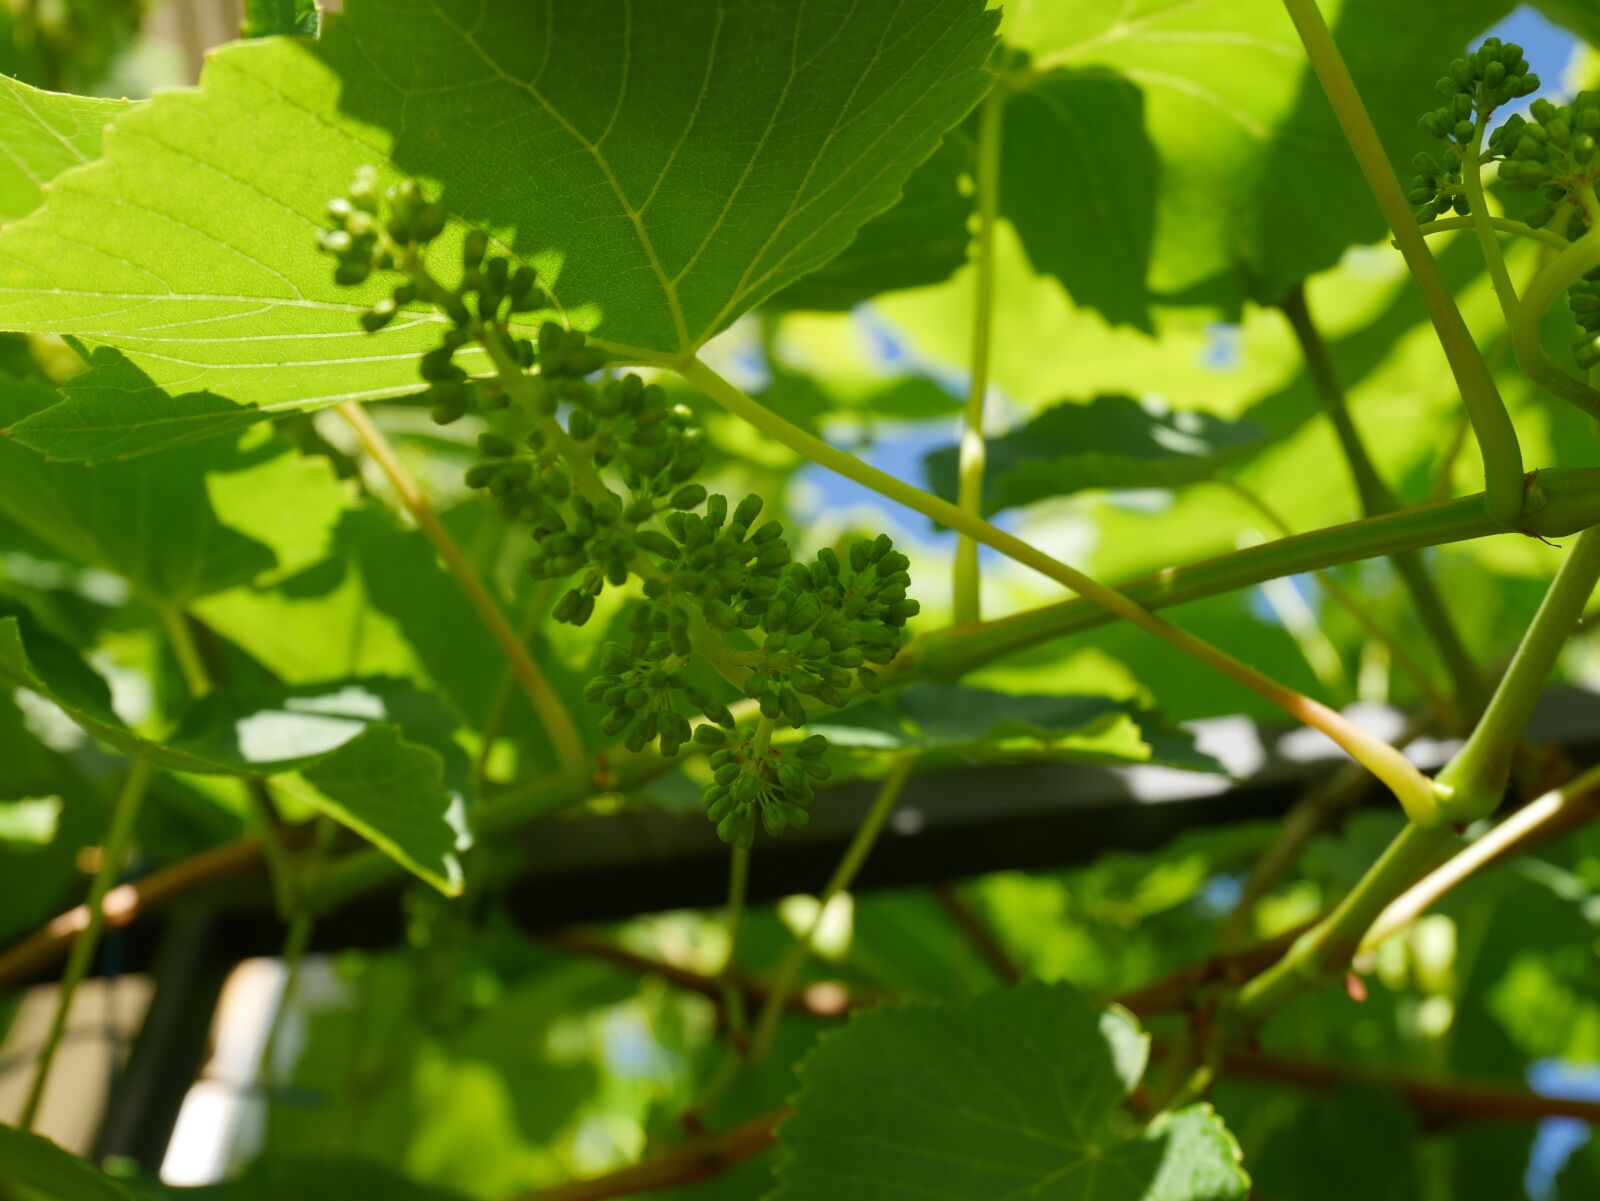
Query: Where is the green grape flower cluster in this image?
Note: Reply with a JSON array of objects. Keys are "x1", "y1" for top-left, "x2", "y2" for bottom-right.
[
  {"x1": 1491, "y1": 94, "x2": 1600, "y2": 231},
  {"x1": 320, "y1": 167, "x2": 548, "y2": 425},
  {"x1": 1411, "y1": 38, "x2": 1540, "y2": 222},
  {"x1": 743, "y1": 537, "x2": 915, "y2": 720},
  {"x1": 320, "y1": 170, "x2": 923, "y2": 846},
  {"x1": 696, "y1": 727, "x2": 831, "y2": 848},
  {"x1": 639, "y1": 493, "x2": 790, "y2": 630}
]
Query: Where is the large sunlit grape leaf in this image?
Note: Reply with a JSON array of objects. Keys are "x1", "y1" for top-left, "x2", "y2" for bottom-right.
[
  {"x1": 0, "y1": 75, "x2": 135, "y2": 222},
  {"x1": 0, "y1": 616, "x2": 467, "y2": 893},
  {"x1": 1002, "y1": 0, "x2": 1513, "y2": 304},
  {"x1": 768, "y1": 134, "x2": 976, "y2": 312},
  {"x1": 924, "y1": 394, "x2": 1266, "y2": 516},
  {"x1": 0, "y1": 0, "x2": 998, "y2": 454},
  {"x1": 0, "y1": 370, "x2": 348, "y2": 605},
  {"x1": 770, "y1": 982, "x2": 1248, "y2": 1201}
]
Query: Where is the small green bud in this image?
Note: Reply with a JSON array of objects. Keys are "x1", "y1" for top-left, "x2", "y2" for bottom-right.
[{"x1": 670, "y1": 484, "x2": 707, "y2": 510}]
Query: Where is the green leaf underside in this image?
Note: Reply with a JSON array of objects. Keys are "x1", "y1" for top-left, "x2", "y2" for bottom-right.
[
  {"x1": 770, "y1": 982, "x2": 1248, "y2": 1200},
  {"x1": 8, "y1": 341, "x2": 264, "y2": 462},
  {"x1": 0, "y1": 1124, "x2": 131, "y2": 1201},
  {"x1": 813, "y1": 683, "x2": 1220, "y2": 772},
  {"x1": 768, "y1": 133, "x2": 976, "y2": 312},
  {"x1": 926, "y1": 394, "x2": 1265, "y2": 516},
  {"x1": 0, "y1": 369, "x2": 345, "y2": 601},
  {"x1": 0, "y1": 0, "x2": 997, "y2": 451},
  {"x1": 1001, "y1": 69, "x2": 1157, "y2": 329},
  {"x1": 0, "y1": 616, "x2": 465, "y2": 893},
  {"x1": 0, "y1": 75, "x2": 136, "y2": 223}
]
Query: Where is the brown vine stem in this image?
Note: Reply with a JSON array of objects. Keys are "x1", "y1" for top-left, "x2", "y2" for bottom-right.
[
  {"x1": 1216, "y1": 1049, "x2": 1600, "y2": 1129},
  {"x1": 0, "y1": 835, "x2": 274, "y2": 989},
  {"x1": 510, "y1": 1110, "x2": 785, "y2": 1201},
  {"x1": 930, "y1": 881, "x2": 1024, "y2": 985},
  {"x1": 540, "y1": 929, "x2": 870, "y2": 1019},
  {"x1": 336, "y1": 402, "x2": 590, "y2": 785}
]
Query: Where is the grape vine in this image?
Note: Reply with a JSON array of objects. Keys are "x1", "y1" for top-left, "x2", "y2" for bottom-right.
[{"x1": 319, "y1": 168, "x2": 919, "y2": 845}]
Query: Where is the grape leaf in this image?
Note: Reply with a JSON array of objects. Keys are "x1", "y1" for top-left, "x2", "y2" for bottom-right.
[
  {"x1": 0, "y1": 368, "x2": 346, "y2": 604},
  {"x1": 1002, "y1": 0, "x2": 1513, "y2": 305},
  {"x1": 0, "y1": 615, "x2": 467, "y2": 893},
  {"x1": 0, "y1": 75, "x2": 135, "y2": 223},
  {"x1": 0, "y1": 1123, "x2": 472, "y2": 1201},
  {"x1": 768, "y1": 133, "x2": 976, "y2": 312},
  {"x1": 769, "y1": 981, "x2": 1248, "y2": 1201},
  {"x1": 8, "y1": 342, "x2": 265, "y2": 462},
  {"x1": 0, "y1": 690, "x2": 104, "y2": 941},
  {"x1": 0, "y1": 0, "x2": 998, "y2": 455},
  {"x1": 1000, "y1": 69, "x2": 1158, "y2": 329},
  {"x1": 1248, "y1": 1087, "x2": 1417, "y2": 1201},
  {"x1": 814, "y1": 683, "x2": 1220, "y2": 773},
  {"x1": 924, "y1": 394, "x2": 1266, "y2": 516},
  {"x1": 0, "y1": 1124, "x2": 133, "y2": 1201}
]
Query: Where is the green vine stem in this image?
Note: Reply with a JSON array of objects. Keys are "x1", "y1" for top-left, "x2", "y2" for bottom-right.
[
  {"x1": 18, "y1": 752, "x2": 154, "y2": 1130},
  {"x1": 336, "y1": 401, "x2": 592, "y2": 783},
  {"x1": 256, "y1": 817, "x2": 337, "y2": 1094},
  {"x1": 681, "y1": 357, "x2": 1441, "y2": 822},
  {"x1": 1280, "y1": 285, "x2": 1483, "y2": 710},
  {"x1": 954, "y1": 84, "x2": 1004, "y2": 624},
  {"x1": 719, "y1": 843, "x2": 752, "y2": 1046},
  {"x1": 1279, "y1": 0, "x2": 1525, "y2": 527},
  {"x1": 1509, "y1": 215, "x2": 1600, "y2": 421},
  {"x1": 1433, "y1": 525, "x2": 1600, "y2": 821},
  {"x1": 1217, "y1": 712, "x2": 1435, "y2": 951},
  {"x1": 15, "y1": 465, "x2": 1600, "y2": 976},
  {"x1": 1237, "y1": 511, "x2": 1600, "y2": 1022},
  {"x1": 1234, "y1": 819, "x2": 1453, "y2": 1022},
  {"x1": 160, "y1": 604, "x2": 296, "y2": 920},
  {"x1": 1365, "y1": 761, "x2": 1600, "y2": 949},
  {"x1": 1462, "y1": 117, "x2": 1524, "y2": 326},
  {"x1": 908, "y1": 466, "x2": 1600, "y2": 681},
  {"x1": 474, "y1": 581, "x2": 557, "y2": 792},
  {"x1": 748, "y1": 752, "x2": 918, "y2": 1060},
  {"x1": 1417, "y1": 216, "x2": 1569, "y2": 251},
  {"x1": 33, "y1": 469, "x2": 1596, "y2": 948},
  {"x1": 1465, "y1": 135, "x2": 1600, "y2": 417}
]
